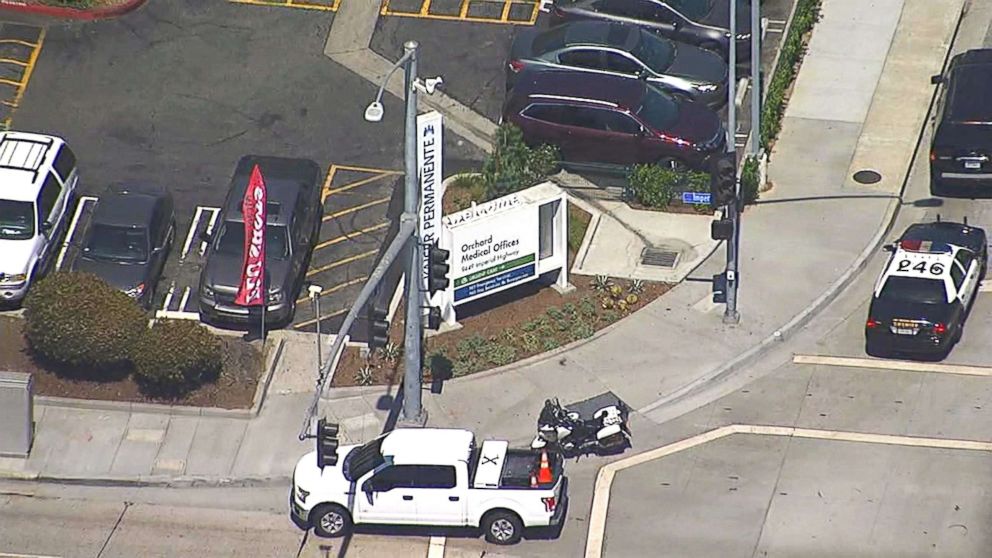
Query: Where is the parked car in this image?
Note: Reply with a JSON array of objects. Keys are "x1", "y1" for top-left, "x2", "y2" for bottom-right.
[
  {"x1": 929, "y1": 49, "x2": 992, "y2": 196},
  {"x1": 291, "y1": 428, "x2": 568, "y2": 545},
  {"x1": 865, "y1": 220, "x2": 987, "y2": 358},
  {"x1": 0, "y1": 131, "x2": 78, "y2": 305},
  {"x1": 503, "y1": 69, "x2": 725, "y2": 173},
  {"x1": 198, "y1": 155, "x2": 322, "y2": 326},
  {"x1": 70, "y1": 184, "x2": 175, "y2": 309},
  {"x1": 550, "y1": 0, "x2": 753, "y2": 62},
  {"x1": 507, "y1": 21, "x2": 727, "y2": 107}
]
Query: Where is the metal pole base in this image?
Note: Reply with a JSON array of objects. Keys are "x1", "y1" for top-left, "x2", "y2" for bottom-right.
[
  {"x1": 397, "y1": 409, "x2": 428, "y2": 428},
  {"x1": 722, "y1": 309, "x2": 740, "y2": 325}
]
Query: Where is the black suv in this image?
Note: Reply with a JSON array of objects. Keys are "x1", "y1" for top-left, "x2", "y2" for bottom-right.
[
  {"x1": 930, "y1": 49, "x2": 992, "y2": 196},
  {"x1": 198, "y1": 155, "x2": 322, "y2": 326}
]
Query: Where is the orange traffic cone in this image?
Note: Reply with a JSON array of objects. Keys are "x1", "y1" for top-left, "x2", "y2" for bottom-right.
[{"x1": 537, "y1": 450, "x2": 553, "y2": 484}]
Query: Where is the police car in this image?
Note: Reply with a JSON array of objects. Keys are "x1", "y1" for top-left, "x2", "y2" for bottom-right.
[{"x1": 865, "y1": 220, "x2": 987, "y2": 357}]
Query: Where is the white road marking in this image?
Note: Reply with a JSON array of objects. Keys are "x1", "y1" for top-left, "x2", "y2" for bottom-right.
[
  {"x1": 538, "y1": 0, "x2": 553, "y2": 12},
  {"x1": 426, "y1": 536, "x2": 446, "y2": 558},
  {"x1": 153, "y1": 310, "x2": 200, "y2": 321},
  {"x1": 180, "y1": 206, "x2": 205, "y2": 260},
  {"x1": 199, "y1": 207, "x2": 220, "y2": 257},
  {"x1": 584, "y1": 424, "x2": 992, "y2": 558},
  {"x1": 54, "y1": 195, "x2": 98, "y2": 271},
  {"x1": 792, "y1": 354, "x2": 992, "y2": 377},
  {"x1": 0, "y1": 553, "x2": 63, "y2": 558},
  {"x1": 979, "y1": 281, "x2": 992, "y2": 292},
  {"x1": 160, "y1": 282, "x2": 176, "y2": 313},
  {"x1": 178, "y1": 286, "x2": 191, "y2": 312},
  {"x1": 125, "y1": 429, "x2": 165, "y2": 443}
]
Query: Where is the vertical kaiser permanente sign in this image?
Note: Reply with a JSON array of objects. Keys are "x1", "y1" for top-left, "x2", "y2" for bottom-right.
[{"x1": 417, "y1": 111, "x2": 444, "y2": 301}]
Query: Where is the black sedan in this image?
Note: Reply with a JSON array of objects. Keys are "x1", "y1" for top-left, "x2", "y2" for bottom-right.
[
  {"x1": 71, "y1": 184, "x2": 175, "y2": 309},
  {"x1": 550, "y1": 0, "x2": 753, "y2": 63},
  {"x1": 508, "y1": 21, "x2": 727, "y2": 106}
]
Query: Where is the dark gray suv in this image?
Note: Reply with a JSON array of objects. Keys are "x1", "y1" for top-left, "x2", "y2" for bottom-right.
[{"x1": 198, "y1": 155, "x2": 322, "y2": 327}]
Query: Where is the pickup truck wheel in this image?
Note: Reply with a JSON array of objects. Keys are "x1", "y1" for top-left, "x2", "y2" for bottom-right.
[
  {"x1": 482, "y1": 510, "x2": 523, "y2": 545},
  {"x1": 311, "y1": 504, "x2": 352, "y2": 538}
]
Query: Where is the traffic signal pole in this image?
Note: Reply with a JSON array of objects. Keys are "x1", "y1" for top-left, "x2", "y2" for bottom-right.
[
  {"x1": 401, "y1": 41, "x2": 427, "y2": 426},
  {"x1": 723, "y1": 0, "x2": 741, "y2": 325}
]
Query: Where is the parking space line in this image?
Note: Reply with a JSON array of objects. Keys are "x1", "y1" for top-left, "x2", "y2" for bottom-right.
[
  {"x1": 55, "y1": 195, "x2": 98, "y2": 270},
  {"x1": 324, "y1": 173, "x2": 397, "y2": 197},
  {"x1": 585, "y1": 424, "x2": 992, "y2": 558},
  {"x1": 321, "y1": 164, "x2": 401, "y2": 203},
  {"x1": 1, "y1": 27, "x2": 45, "y2": 128},
  {"x1": 426, "y1": 536, "x2": 446, "y2": 558},
  {"x1": 178, "y1": 286, "x2": 191, "y2": 312},
  {"x1": 295, "y1": 276, "x2": 367, "y2": 304},
  {"x1": 792, "y1": 354, "x2": 992, "y2": 377},
  {"x1": 315, "y1": 222, "x2": 390, "y2": 251},
  {"x1": 323, "y1": 197, "x2": 390, "y2": 222},
  {"x1": 381, "y1": 0, "x2": 541, "y2": 25},
  {"x1": 0, "y1": 57, "x2": 27, "y2": 66},
  {"x1": 228, "y1": 0, "x2": 339, "y2": 11},
  {"x1": 199, "y1": 208, "x2": 221, "y2": 256},
  {"x1": 161, "y1": 282, "x2": 176, "y2": 312},
  {"x1": 979, "y1": 281, "x2": 992, "y2": 292},
  {"x1": 292, "y1": 307, "x2": 347, "y2": 330},
  {"x1": 306, "y1": 249, "x2": 377, "y2": 277},
  {"x1": 154, "y1": 309, "x2": 200, "y2": 321}
]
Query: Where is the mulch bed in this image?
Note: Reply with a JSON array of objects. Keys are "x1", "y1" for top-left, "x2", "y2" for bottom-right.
[
  {"x1": 29, "y1": 0, "x2": 131, "y2": 7},
  {"x1": 0, "y1": 316, "x2": 263, "y2": 409}
]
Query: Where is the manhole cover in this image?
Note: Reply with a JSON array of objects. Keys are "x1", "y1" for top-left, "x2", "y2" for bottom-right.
[
  {"x1": 853, "y1": 169, "x2": 882, "y2": 184},
  {"x1": 641, "y1": 247, "x2": 680, "y2": 268}
]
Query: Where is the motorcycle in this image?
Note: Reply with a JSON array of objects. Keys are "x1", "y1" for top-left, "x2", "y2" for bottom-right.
[{"x1": 531, "y1": 397, "x2": 631, "y2": 457}]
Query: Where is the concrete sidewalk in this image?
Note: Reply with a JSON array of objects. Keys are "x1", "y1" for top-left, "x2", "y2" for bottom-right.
[{"x1": 0, "y1": 0, "x2": 964, "y2": 483}]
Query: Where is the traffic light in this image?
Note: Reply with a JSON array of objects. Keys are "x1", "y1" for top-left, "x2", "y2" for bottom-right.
[
  {"x1": 367, "y1": 304, "x2": 389, "y2": 350},
  {"x1": 710, "y1": 154, "x2": 737, "y2": 207},
  {"x1": 426, "y1": 243, "x2": 450, "y2": 296},
  {"x1": 711, "y1": 218, "x2": 733, "y2": 241},
  {"x1": 426, "y1": 306, "x2": 442, "y2": 330},
  {"x1": 316, "y1": 418, "x2": 340, "y2": 468},
  {"x1": 712, "y1": 272, "x2": 727, "y2": 304}
]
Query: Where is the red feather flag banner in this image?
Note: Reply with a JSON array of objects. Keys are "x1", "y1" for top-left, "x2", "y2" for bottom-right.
[{"x1": 235, "y1": 164, "x2": 267, "y2": 307}]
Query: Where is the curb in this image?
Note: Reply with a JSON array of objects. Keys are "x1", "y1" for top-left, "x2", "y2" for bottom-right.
[
  {"x1": 0, "y1": 0, "x2": 147, "y2": 20},
  {"x1": 0, "y1": 470, "x2": 291, "y2": 488},
  {"x1": 38, "y1": 338, "x2": 285, "y2": 419},
  {"x1": 637, "y1": 0, "x2": 968, "y2": 423}
]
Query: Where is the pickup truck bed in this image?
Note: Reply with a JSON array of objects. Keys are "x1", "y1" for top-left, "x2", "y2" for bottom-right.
[{"x1": 471, "y1": 441, "x2": 563, "y2": 489}]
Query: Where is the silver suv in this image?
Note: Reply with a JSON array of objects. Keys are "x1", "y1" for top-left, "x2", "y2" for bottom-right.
[{"x1": 0, "y1": 132, "x2": 78, "y2": 304}]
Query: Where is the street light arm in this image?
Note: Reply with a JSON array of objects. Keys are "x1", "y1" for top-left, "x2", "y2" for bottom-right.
[{"x1": 371, "y1": 49, "x2": 416, "y2": 105}]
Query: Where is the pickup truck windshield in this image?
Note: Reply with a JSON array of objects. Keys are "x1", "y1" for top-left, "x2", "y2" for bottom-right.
[{"x1": 343, "y1": 434, "x2": 386, "y2": 482}]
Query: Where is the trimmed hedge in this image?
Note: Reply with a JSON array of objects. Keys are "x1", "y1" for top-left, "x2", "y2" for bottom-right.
[
  {"x1": 626, "y1": 164, "x2": 710, "y2": 209},
  {"x1": 23, "y1": 271, "x2": 148, "y2": 374},
  {"x1": 740, "y1": 155, "x2": 761, "y2": 205},
  {"x1": 760, "y1": 0, "x2": 823, "y2": 152},
  {"x1": 132, "y1": 319, "x2": 222, "y2": 397},
  {"x1": 482, "y1": 123, "x2": 559, "y2": 200}
]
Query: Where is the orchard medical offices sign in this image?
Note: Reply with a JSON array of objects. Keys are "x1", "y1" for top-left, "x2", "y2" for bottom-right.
[{"x1": 436, "y1": 182, "x2": 569, "y2": 323}]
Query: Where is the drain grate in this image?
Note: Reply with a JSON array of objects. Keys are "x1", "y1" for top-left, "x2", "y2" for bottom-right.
[{"x1": 640, "y1": 247, "x2": 680, "y2": 268}]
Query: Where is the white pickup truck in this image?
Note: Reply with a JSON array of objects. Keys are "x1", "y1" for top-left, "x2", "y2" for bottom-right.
[{"x1": 290, "y1": 428, "x2": 567, "y2": 545}]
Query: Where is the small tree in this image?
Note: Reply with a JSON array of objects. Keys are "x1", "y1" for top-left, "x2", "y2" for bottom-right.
[
  {"x1": 132, "y1": 319, "x2": 222, "y2": 397},
  {"x1": 23, "y1": 271, "x2": 147, "y2": 376},
  {"x1": 740, "y1": 155, "x2": 761, "y2": 205},
  {"x1": 482, "y1": 124, "x2": 559, "y2": 200}
]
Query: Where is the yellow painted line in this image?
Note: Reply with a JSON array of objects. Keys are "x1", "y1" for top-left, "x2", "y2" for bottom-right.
[
  {"x1": 320, "y1": 164, "x2": 338, "y2": 203},
  {"x1": 792, "y1": 354, "x2": 992, "y2": 377},
  {"x1": 324, "y1": 173, "x2": 395, "y2": 197},
  {"x1": 500, "y1": 0, "x2": 513, "y2": 22},
  {"x1": 459, "y1": 0, "x2": 470, "y2": 17},
  {"x1": 315, "y1": 222, "x2": 390, "y2": 250},
  {"x1": 292, "y1": 307, "x2": 347, "y2": 330},
  {"x1": 330, "y1": 164, "x2": 402, "y2": 175},
  {"x1": 322, "y1": 197, "x2": 390, "y2": 221},
  {"x1": 0, "y1": 39, "x2": 39, "y2": 48},
  {"x1": 0, "y1": 57, "x2": 28, "y2": 66},
  {"x1": 228, "y1": 0, "x2": 338, "y2": 10},
  {"x1": 5, "y1": 28, "x2": 44, "y2": 127},
  {"x1": 0, "y1": 78, "x2": 23, "y2": 87},
  {"x1": 306, "y1": 249, "x2": 377, "y2": 277},
  {"x1": 585, "y1": 424, "x2": 992, "y2": 558},
  {"x1": 295, "y1": 276, "x2": 367, "y2": 304},
  {"x1": 419, "y1": 0, "x2": 432, "y2": 16}
]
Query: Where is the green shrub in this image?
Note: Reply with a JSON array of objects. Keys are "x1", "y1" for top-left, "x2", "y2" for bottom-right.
[
  {"x1": 626, "y1": 164, "x2": 710, "y2": 209},
  {"x1": 740, "y1": 155, "x2": 761, "y2": 205},
  {"x1": 761, "y1": 0, "x2": 823, "y2": 151},
  {"x1": 23, "y1": 272, "x2": 148, "y2": 375},
  {"x1": 482, "y1": 124, "x2": 559, "y2": 199},
  {"x1": 132, "y1": 319, "x2": 222, "y2": 397}
]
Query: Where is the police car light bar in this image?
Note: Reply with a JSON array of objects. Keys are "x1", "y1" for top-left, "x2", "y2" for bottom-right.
[{"x1": 899, "y1": 239, "x2": 952, "y2": 253}]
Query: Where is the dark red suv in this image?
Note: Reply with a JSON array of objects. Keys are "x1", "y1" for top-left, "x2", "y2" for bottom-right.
[{"x1": 502, "y1": 69, "x2": 725, "y2": 172}]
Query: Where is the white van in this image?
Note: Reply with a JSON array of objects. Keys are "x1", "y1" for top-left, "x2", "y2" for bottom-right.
[{"x1": 0, "y1": 132, "x2": 78, "y2": 304}]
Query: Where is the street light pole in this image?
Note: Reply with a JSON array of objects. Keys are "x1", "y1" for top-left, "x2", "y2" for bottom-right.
[
  {"x1": 308, "y1": 284, "x2": 323, "y2": 373},
  {"x1": 750, "y1": 0, "x2": 761, "y2": 156},
  {"x1": 723, "y1": 0, "x2": 741, "y2": 325},
  {"x1": 401, "y1": 40, "x2": 426, "y2": 425}
]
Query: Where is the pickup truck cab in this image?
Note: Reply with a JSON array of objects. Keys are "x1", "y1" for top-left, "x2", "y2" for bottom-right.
[{"x1": 291, "y1": 428, "x2": 567, "y2": 545}]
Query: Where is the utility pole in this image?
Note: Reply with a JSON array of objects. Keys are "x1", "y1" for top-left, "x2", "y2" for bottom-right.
[
  {"x1": 750, "y1": 0, "x2": 761, "y2": 156},
  {"x1": 401, "y1": 40, "x2": 426, "y2": 425},
  {"x1": 724, "y1": 0, "x2": 741, "y2": 325}
]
